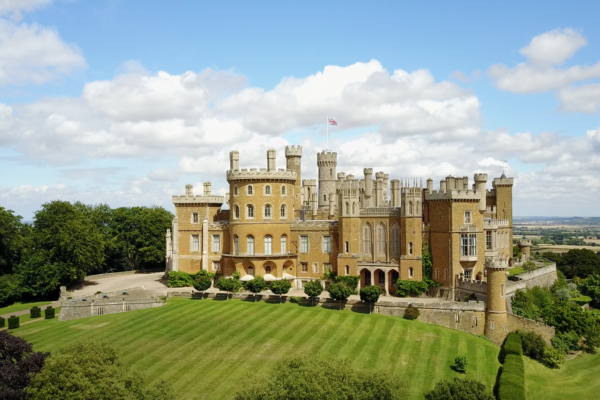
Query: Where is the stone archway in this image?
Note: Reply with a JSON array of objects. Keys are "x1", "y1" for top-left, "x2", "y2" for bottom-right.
[
  {"x1": 262, "y1": 261, "x2": 278, "y2": 277},
  {"x1": 361, "y1": 269, "x2": 372, "y2": 287},
  {"x1": 389, "y1": 270, "x2": 399, "y2": 295}
]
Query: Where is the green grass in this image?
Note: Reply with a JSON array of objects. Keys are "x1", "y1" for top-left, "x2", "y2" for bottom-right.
[
  {"x1": 570, "y1": 295, "x2": 591, "y2": 307},
  {"x1": 0, "y1": 301, "x2": 51, "y2": 315},
  {"x1": 508, "y1": 267, "x2": 526, "y2": 277},
  {"x1": 2, "y1": 307, "x2": 61, "y2": 329},
  {"x1": 525, "y1": 351, "x2": 600, "y2": 400},
  {"x1": 14, "y1": 298, "x2": 501, "y2": 400}
]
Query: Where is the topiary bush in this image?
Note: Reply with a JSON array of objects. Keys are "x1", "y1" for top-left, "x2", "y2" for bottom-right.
[
  {"x1": 498, "y1": 354, "x2": 526, "y2": 400},
  {"x1": 501, "y1": 332, "x2": 523, "y2": 362},
  {"x1": 425, "y1": 377, "x2": 495, "y2": 400},
  {"x1": 8, "y1": 315, "x2": 20, "y2": 329},
  {"x1": 44, "y1": 306, "x2": 55, "y2": 319},
  {"x1": 403, "y1": 305, "x2": 420, "y2": 320},
  {"x1": 30, "y1": 306, "x2": 41, "y2": 319},
  {"x1": 289, "y1": 296, "x2": 301, "y2": 304}
]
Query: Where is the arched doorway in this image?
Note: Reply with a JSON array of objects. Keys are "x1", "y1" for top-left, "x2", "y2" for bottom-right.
[
  {"x1": 390, "y1": 270, "x2": 399, "y2": 295},
  {"x1": 363, "y1": 269, "x2": 372, "y2": 287}
]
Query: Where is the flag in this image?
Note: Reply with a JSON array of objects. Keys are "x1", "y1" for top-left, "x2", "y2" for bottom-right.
[{"x1": 328, "y1": 118, "x2": 338, "y2": 126}]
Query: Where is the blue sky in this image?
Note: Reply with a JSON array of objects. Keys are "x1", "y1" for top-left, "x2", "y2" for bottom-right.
[{"x1": 1, "y1": 0, "x2": 600, "y2": 218}]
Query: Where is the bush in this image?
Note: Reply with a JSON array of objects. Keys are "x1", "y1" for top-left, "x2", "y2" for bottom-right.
[
  {"x1": 0, "y1": 316, "x2": 4, "y2": 328},
  {"x1": 517, "y1": 330, "x2": 546, "y2": 361},
  {"x1": 216, "y1": 278, "x2": 241, "y2": 297},
  {"x1": 303, "y1": 280, "x2": 323, "y2": 306},
  {"x1": 44, "y1": 306, "x2": 55, "y2": 319},
  {"x1": 8, "y1": 315, "x2": 19, "y2": 329},
  {"x1": 289, "y1": 296, "x2": 301, "y2": 304},
  {"x1": 30, "y1": 306, "x2": 41, "y2": 319},
  {"x1": 327, "y1": 282, "x2": 353, "y2": 310},
  {"x1": 395, "y1": 279, "x2": 429, "y2": 297},
  {"x1": 542, "y1": 346, "x2": 566, "y2": 369},
  {"x1": 451, "y1": 355, "x2": 467, "y2": 374},
  {"x1": 498, "y1": 354, "x2": 525, "y2": 400},
  {"x1": 245, "y1": 277, "x2": 267, "y2": 301},
  {"x1": 192, "y1": 273, "x2": 212, "y2": 292},
  {"x1": 270, "y1": 280, "x2": 292, "y2": 303},
  {"x1": 167, "y1": 271, "x2": 194, "y2": 287},
  {"x1": 424, "y1": 377, "x2": 495, "y2": 400},
  {"x1": 554, "y1": 288, "x2": 571, "y2": 302},
  {"x1": 359, "y1": 285, "x2": 382, "y2": 314},
  {"x1": 403, "y1": 305, "x2": 420, "y2": 320},
  {"x1": 0, "y1": 330, "x2": 48, "y2": 399},
  {"x1": 501, "y1": 332, "x2": 523, "y2": 362},
  {"x1": 552, "y1": 330, "x2": 580, "y2": 353}
]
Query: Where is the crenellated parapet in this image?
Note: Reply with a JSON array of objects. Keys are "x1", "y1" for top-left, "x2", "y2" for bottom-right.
[
  {"x1": 317, "y1": 151, "x2": 337, "y2": 166},
  {"x1": 172, "y1": 194, "x2": 224, "y2": 205},
  {"x1": 425, "y1": 188, "x2": 482, "y2": 202},
  {"x1": 302, "y1": 179, "x2": 317, "y2": 186},
  {"x1": 336, "y1": 179, "x2": 360, "y2": 196},
  {"x1": 493, "y1": 177, "x2": 514, "y2": 187},
  {"x1": 285, "y1": 145, "x2": 302, "y2": 157},
  {"x1": 226, "y1": 168, "x2": 297, "y2": 182},
  {"x1": 485, "y1": 255, "x2": 509, "y2": 270}
]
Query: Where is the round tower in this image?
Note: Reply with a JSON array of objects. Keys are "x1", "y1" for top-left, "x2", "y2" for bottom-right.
[
  {"x1": 484, "y1": 256, "x2": 509, "y2": 345},
  {"x1": 518, "y1": 239, "x2": 532, "y2": 261},
  {"x1": 317, "y1": 151, "x2": 337, "y2": 208},
  {"x1": 285, "y1": 145, "x2": 303, "y2": 211}
]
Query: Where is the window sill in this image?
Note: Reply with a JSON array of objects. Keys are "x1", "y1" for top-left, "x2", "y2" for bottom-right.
[{"x1": 460, "y1": 255, "x2": 478, "y2": 262}]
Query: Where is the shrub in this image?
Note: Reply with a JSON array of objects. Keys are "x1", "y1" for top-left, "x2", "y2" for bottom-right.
[
  {"x1": 30, "y1": 306, "x2": 41, "y2": 319},
  {"x1": 192, "y1": 274, "x2": 212, "y2": 293},
  {"x1": 0, "y1": 316, "x2": 4, "y2": 328},
  {"x1": 359, "y1": 285, "x2": 382, "y2": 314},
  {"x1": 245, "y1": 277, "x2": 267, "y2": 301},
  {"x1": 167, "y1": 271, "x2": 194, "y2": 287},
  {"x1": 451, "y1": 355, "x2": 468, "y2": 374},
  {"x1": 327, "y1": 282, "x2": 353, "y2": 310},
  {"x1": 216, "y1": 278, "x2": 241, "y2": 298},
  {"x1": 501, "y1": 332, "x2": 523, "y2": 362},
  {"x1": 517, "y1": 330, "x2": 546, "y2": 361},
  {"x1": 542, "y1": 346, "x2": 566, "y2": 369},
  {"x1": 270, "y1": 280, "x2": 292, "y2": 303},
  {"x1": 44, "y1": 306, "x2": 55, "y2": 319},
  {"x1": 289, "y1": 296, "x2": 301, "y2": 304},
  {"x1": 0, "y1": 330, "x2": 48, "y2": 399},
  {"x1": 554, "y1": 288, "x2": 571, "y2": 302},
  {"x1": 403, "y1": 305, "x2": 420, "y2": 320},
  {"x1": 425, "y1": 377, "x2": 495, "y2": 400},
  {"x1": 395, "y1": 279, "x2": 429, "y2": 297},
  {"x1": 303, "y1": 280, "x2": 323, "y2": 306},
  {"x1": 498, "y1": 354, "x2": 525, "y2": 400},
  {"x1": 552, "y1": 330, "x2": 580, "y2": 353},
  {"x1": 8, "y1": 315, "x2": 19, "y2": 329}
]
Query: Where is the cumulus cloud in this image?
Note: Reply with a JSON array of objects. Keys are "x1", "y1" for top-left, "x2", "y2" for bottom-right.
[
  {"x1": 519, "y1": 28, "x2": 587, "y2": 67},
  {"x1": 0, "y1": 19, "x2": 86, "y2": 86},
  {"x1": 557, "y1": 84, "x2": 600, "y2": 114},
  {"x1": 0, "y1": 0, "x2": 52, "y2": 20}
]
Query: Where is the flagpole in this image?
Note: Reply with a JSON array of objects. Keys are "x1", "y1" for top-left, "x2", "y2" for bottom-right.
[{"x1": 326, "y1": 115, "x2": 329, "y2": 151}]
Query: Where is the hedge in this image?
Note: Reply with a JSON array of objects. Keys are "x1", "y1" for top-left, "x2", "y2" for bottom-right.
[
  {"x1": 8, "y1": 315, "x2": 19, "y2": 329},
  {"x1": 498, "y1": 354, "x2": 526, "y2": 400},
  {"x1": 0, "y1": 316, "x2": 4, "y2": 328},
  {"x1": 30, "y1": 306, "x2": 41, "y2": 318},
  {"x1": 44, "y1": 306, "x2": 55, "y2": 319},
  {"x1": 501, "y1": 332, "x2": 523, "y2": 362}
]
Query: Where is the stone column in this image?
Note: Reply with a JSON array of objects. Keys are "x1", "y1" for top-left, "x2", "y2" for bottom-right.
[
  {"x1": 384, "y1": 270, "x2": 389, "y2": 296},
  {"x1": 202, "y1": 217, "x2": 208, "y2": 271}
]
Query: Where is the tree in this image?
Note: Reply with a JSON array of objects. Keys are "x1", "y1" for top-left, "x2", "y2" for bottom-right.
[
  {"x1": 216, "y1": 278, "x2": 241, "y2": 299},
  {"x1": 193, "y1": 271, "x2": 213, "y2": 294},
  {"x1": 328, "y1": 282, "x2": 353, "y2": 310},
  {"x1": 0, "y1": 331, "x2": 48, "y2": 400},
  {"x1": 422, "y1": 243, "x2": 433, "y2": 279},
  {"x1": 0, "y1": 207, "x2": 26, "y2": 276},
  {"x1": 559, "y1": 249, "x2": 600, "y2": 278},
  {"x1": 451, "y1": 355, "x2": 467, "y2": 374},
  {"x1": 270, "y1": 279, "x2": 292, "y2": 303},
  {"x1": 25, "y1": 341, "x2": 175, "y2": 400},
  {"x1": 245, "y1": 276, "x2": 267, "y2": 302},
  {"x1": 360, "y1": 285, "x2": 382, "y2": 314},
  {"x1": 0, "y1": 274, "x2": 22, "y2": 308},
  {"x1": 424, "y1": 378, "x2": 495, "y2": 400},
  {"x1": 304, "y1": 280, "x2": 323, "y2": 306},
  {"x1": 233, "y1": 355, "x2": 408, "y2": 400},
  {"x1": 581, "y1": 273, "x2": 600, "y2": 305}
]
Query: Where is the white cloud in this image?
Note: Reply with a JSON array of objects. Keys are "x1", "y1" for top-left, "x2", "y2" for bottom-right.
[
  {"x1": 0, "y1": 19, "x2": 86, "y2": 86},
  {"x1": 520, "y1": 28, "x2": 587, "y2": 67},
  {"x1": 0, "y1": 0, "x2": 52, "y2": 19},
  {"x1": 557, "y1": 84, "x2": 600, "y2": 114}
]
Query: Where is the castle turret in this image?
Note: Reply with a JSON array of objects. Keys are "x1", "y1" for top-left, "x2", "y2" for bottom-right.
[
  {"x1": 337, "y1": 172, "x2": 346, "y2": 180},
  {"x1": 390, "y1": 179, "x2": 400, "y2": 207},
  {"x1": 427, "y1": 178, "x2": 433, "y2": 194},
  {"x1": 375, "y1": 172, "x2": 385, "y2": 206},
  {"x1": 317, "y1": 151, "x2": 337, "y2": 208},
  {"x1": 518, "y1": 239, "x2": 532, "y2": 261},
  {"x1": 203, "y1": 181, "x2": 211, "y2": 196},
  {"x1": 484, "y1": 256, "x2": 510, "y2": 345},
  {"x1": 185, "y1": 184, "x2": 193, "y2": 197},
  {"x1": 230, "y1": 151, "x2": 239, "y2": 171},
  {"x1": 383, "y1": 174, "x2": 389, "y2": 202},
  {"x1": 363, "y1": 168, "x2": 373, "y2": 207},
  {"x1": 285, "y1": 145, "x2": 303, "y2": 211},
  {"x1": 474, "y1": 173, "x2": 488, "y2": 212},
  {"x1": 267, "y1": 149, "x2": 276, "y2": 171}
]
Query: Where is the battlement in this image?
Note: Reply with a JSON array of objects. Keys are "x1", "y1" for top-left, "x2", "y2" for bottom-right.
[
  {"x1": 226, "y1": 169, "x2": 297, "y2": 182},
  {"x1": 336, "y1": 179, "x2": 360, "y2": 196},
  {"x1": 376, "y1": 171, "x2": 385, "y2": 180},
  {"x1": 474, "y1": 173, "x2": 488, "y2": 182},
  {"x1": 425, "y1": 189, "x2": 482, "y2": 201},
  {"x1": 173, "y1": 194, "x2": 224, "y2": 205},
  {"x1": 317, "y1": 151, "x2": 337, "y2": 165},
  {"x1": 518, "y1": 239, "x2": 532, "y2": 247},
  {"x1": 483, "y1": 219, "x2": 510, "y2": 230},
  {"x1": 337, "y1": 172, "x2": 346, "y2": 180},
  {"x1": 285, "y1": 145, "x2": 302, "y2": 157},
  {"x1": 401, "y1": 186, "x2": 422, "y2": 196},
  {"x1": 303, "y1": 179, "x2": 317, "y2": 186},
  {"x1": 485, "y1": 256, "x2": 509, "y2": 270},
  {"x1": 347, "y1": 174, "x2": 355, "y2": 180},
  {"x1": 493, "y1": 177, "x2": 514, "y2": 187},
  {"x1": 363, "y1": 168, "x2": 373, "y2": 175}
]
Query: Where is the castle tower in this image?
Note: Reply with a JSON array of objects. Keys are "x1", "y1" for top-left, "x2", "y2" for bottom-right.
[
  {"x1": 363, "y1": 168, "x2": 373, "y2": 207},
  {"x1": 375, "y1": 172, "x2": 385, "y2": 206},
  {"x1": 285, "y1": 145, "x2": 303, "y2": 212},
  {"x1": 267, "y1": 149, "x2": 276, "y2": 171},
  {"x1": 229, "y1": 151, "x2": 239, "y2": 171},
  {"x1": 493, "y1": 174, "x2": 514, "y2": 245},
  {"x1": 518, "y1": 239, "x2": 532, "y2": 261},
  {"x1": 336, "y1": 178, "x2": 361, "y2": 276},
  {"x1": 400, "y1": 180, "x2": 423, "y2": 280},
  {"x1": 317, "y1": 151, "x2": 337, "y2": 209},
  {"x1": 390, "y1": 179, "x2": 400, "y2": 207},
  {"x1": 484, "y1": 256, "x2": 510, "y2": 345},
  {"x1": 474, "y1": 173, "x2": 488, "y2": 212}
]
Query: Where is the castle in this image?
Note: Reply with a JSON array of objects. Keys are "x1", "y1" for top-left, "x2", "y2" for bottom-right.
[{"x1": 165, "y1": 146, "x2": 513, "y2": 296}]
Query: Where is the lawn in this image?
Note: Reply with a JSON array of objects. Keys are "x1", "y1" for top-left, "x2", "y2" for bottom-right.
[
  {"x1": 0, "y1": 301, "x2": 51, "y2": 316},
  {"x1": 508, "y1": 266, "x2": 526, "y2": 277},
  {"x1": 525, "y1": 351, "x2": 600, "y2": 400}
]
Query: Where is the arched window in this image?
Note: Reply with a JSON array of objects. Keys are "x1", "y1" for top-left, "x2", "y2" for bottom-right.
[
  {"x1": 346, "y1": 202, "x2": 350, "y2": 215},
  {"x1": 247, "y1": 236, "x2": 254, "y2": 255},
  {"x1": 247, "y1": 185, "x2": 253, "y2": 195},
  {"x1": 363, "y1": 223, "x2": 372, "y2": 255},
  {"x1": 409, "y1": 267, "x2": 414, "y2": 278},
  {"x1": 345, "y1": 265, "x2": 349, "y2": 275},
  {"x1": 324, "y1": 194, "x2": 327, "y2": 202},
  {"x1": 265, "y1": 235, "x2": 272, "y2": 255},
  {"x1": 409, "y1": 242, "x2": 413, "y2": 255},
  {"x1": 247, "y1": 204, "x2": 254, "y2": 218},
  {"x1": 234, "y1": 235, "x2": 239, "y2": 255},
  {"x1": 280, "y1": 204, "x2": 286, "y2": 218},
  {"x1": 265, "y1": 185, "x2": 271, "y2": 195},
  {"x1": 266, "y1": 266, "x2": 272, "y2": 274},
  {"x1": 248, "y1": 266, "x2": 254, "y2": 276},
  {"x1": 281, "y1": 235, "x2": 287, "y2": 254},
  {"x1": 416, "y1": 200, "x2": 420, "y2": 214},
  {"x1": 391, "y1": 270, "x2": 399, "y2": 288},
  {"x1": 377, "y1": 223, "x2": 386, "y2": 256},
  {"x1": 392, "y1": 224, "x2": 400, "y2": 255},
  {"x1": 264, "y1": 204, "x2": 272, "y2": 218},
  {"x1": 409, "y1": 201, "x2": 413, "y2": 215},
  {"x1": 234, "y1": 186, "x2": 238, "y2": 196},
  {"x1": 330, "y1": 168, "x2": 333, "y2": 177},
  {"x1": 365, "y1": 270, "x2": 372, "y2": 286},
  {"x1": 281, "y1": 185, "x2": 286, "y2": 195},
  {"x1": 378, "y1": 270, "x2": 385, "y2": 286},
  {"x1": 345, "y1": 241, "x2": 349, "y2": 253},
  {"x1": 234, "y1": 205, "x2": 240, "y2": 219}
]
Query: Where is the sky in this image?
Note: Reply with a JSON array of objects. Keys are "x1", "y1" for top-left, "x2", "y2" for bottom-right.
[{"x1": 1, "y1": 0, "x2": 600, "y2": 219}]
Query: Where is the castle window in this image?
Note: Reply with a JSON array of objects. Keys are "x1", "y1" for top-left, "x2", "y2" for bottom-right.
[
  {"x1": 264, "y1": 204, "x2": 272, "y2": 218},
  {"x1": 330, "y1": 168, "x2": 333, "y2": 177},
  {"x1": 192, "y1": 235, "x2": 199, "y2": 252},
  {"x1": 248, "y1": 266, "x2": 254, "y2": 276},
  {"x1": 469, "y1": 234, "x2": 477, "y2": 256},
  {"x1": 464, "y1": 269, "x2": 472, "y2": 280},
  {"x1": 247, "y1": 236, "x2": 255, "y2": 255},
  {"x1": 234, "y1": 186, "x2": 238, "y2": 196},
  {"x1": 323, "y1": 236, "x2": 331, "y2": 253},
  {"x1": 266, "y1": 266, "x2": 272, "y2": 274},
  {"x1": 281, "y1": 235, "x2": 287, "y2": 254},
  {"x1": 473, "y1": 316, "x2": 478, "y2": 326},
  {"x1": 345, "y1": 241, "x2": 349, "y2": 253},
  {"x1": 301, "y1": 263, "x2": 308, "y2": 273},
  {"x1": 377, "y1": 223, "x2": 386, "y2": 256},
  {"x1": 234, "y1": 205, "x2": 240, "y2": 219},
  {"x1": 346, "y1": 202, "x2": 350, "y2": 215},
  {"x1": 409, "y1": 267, "x2": 414, "y2": 278},
  {"x1": 409, "y1": 201, "x2": 413, "y2": 215},
  {"x1": 265, "y1": 185, "x2": 271, "y2": 195},
  {"x1": 409, "y1": 242, "x2": 413, "y2": 255},
  {"x1": 378, "y1": 271, "x2": 385, "y2": 287},
  {"x1": 234, "y1": 235, "x2": 239, "y2": 255},
  {"x1": 192, "y1": 212, "x2": 199, "y2": 223},
  {"x1": 352, "y1": 202, "x2": 357, "y2": 214},
  {"x1": 392, "y1": 224, "x2": 400, "y2": 255},
  {"x1": 212, "y1": 235, "x2": 221, "y2": 252},
  {"x1": 324, "y1": 194, "x2": 327, "y2": 201},
  {"x1": 486, "y1": 231, "x2": 492, "y2": 250},
  {"x1": 464, "y1": 211, "x2": 471, "y2": 224},
  {"x1": 212, "y1": 261, "x2": 220, "y2": 272},
  {"x1": 501, "y1": 284, "x2": 504, "y2": 297},
  {"x1": 247, "y1": 185, "x2": 253, "y2": 195},
  {"x1": 280, "y1": 204, "x2": 286, "y2": 218},
  {"x1": 264, "y1": 235, "x2": 272, "y2": 255},
  {"x1": 363, "y1": 223, "x2": 372, "y2": 255},
  {"x1": 247, "y1": 205, "x2": 254, "y2": 218},
  {"x1": 455, "y1": 314, "x2": 460, "y2": 323},
  {"x1": 461, "y1": 234, "x2": 469, "y2": 256},
  {"x1": 434, "y1": 269, "x2": 439, "y2": 279},
  {"x1": 281, "y1": 185, "x2": 286, "y2": 195},
  {"x1": 300, "y1": 236, "x2": 309, "y2": 253},
  {"x1": 392, "y1": 270, "x2": 399, "y2": 287},
  {"x1": 345, "y1": 265, "x2": 350, "y2": 275},
  {"x1": 365, "y1": 270, "x2": 372, "y2": 286}
]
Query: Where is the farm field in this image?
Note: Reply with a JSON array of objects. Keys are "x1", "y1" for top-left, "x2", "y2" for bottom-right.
[
  {"x1": 533, "y1": 245, "x2": 599, "y2": 254},
  {"x1": 14, "y1": 297, "x2": 501, "y2": 400}
]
